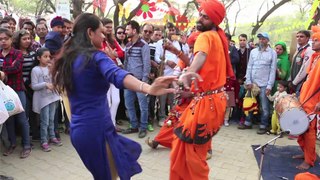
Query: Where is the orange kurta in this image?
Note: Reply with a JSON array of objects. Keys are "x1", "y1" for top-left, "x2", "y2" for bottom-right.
[
  {"x1": 170, "y1": 31, "x2": 228, "y2": 180},
  {"x1": 298, "y1": 54, "x2": 320, "y2": 167}
]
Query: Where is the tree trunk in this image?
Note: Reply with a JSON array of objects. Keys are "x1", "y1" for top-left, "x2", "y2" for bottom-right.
[
  {"x1": 251, "y1": 0, "x2": 291, "y2": 40},
  {"x1": 72, "y1": 0, "x2": 83, "y2": 19},
  {"x1": 308, "y1": 7, "x2": 320, "y2": 30},
  {"x1": 46, "y1": 0, "x2": 56, "y2": 12}
]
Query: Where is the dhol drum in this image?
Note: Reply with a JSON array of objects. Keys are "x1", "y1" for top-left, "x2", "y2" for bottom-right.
[{"x1": 275, "y1": 95, "x2": 309, "y2": 136}]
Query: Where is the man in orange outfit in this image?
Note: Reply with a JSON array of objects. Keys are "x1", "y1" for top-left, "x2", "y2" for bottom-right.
[
  {"x1": 293, "y1": 30, "x2": 320, "y2": 170},
  {"x1": 170, "y1": 0, "x2": 234, "y2": 179},
  {"x1": 145, "y1": 32, "x2": 200, "y2": 149}
]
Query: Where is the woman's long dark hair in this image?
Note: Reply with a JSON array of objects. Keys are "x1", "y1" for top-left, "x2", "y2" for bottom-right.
[
  {"x1": 52, "y1": 13, "x2": 101, "y2": 93},
  {"x1": 115, "y1": 26, "x2": 128, "y2": 46}
]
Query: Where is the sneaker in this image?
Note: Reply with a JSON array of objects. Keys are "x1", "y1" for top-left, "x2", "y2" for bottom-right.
[
  {"x1": 122, "y1": 128, "x2": 139, "y2": 134},
  {"x1": 138, "y1": 130, "x2": 147, "y2": 138},
  {"x1": 224, "y1": 120, "x2": 229, "y2": 127},
  {"x1": 41, "y1": 143, "x2": 51, "y2": 152},
  {"x1": 50, "y1": 138, "x2": 63, "y2": 146},
  {"x1": 3, "y1": 145, "x2": 16, "y2": 156},
  {"x1": 237, "y1": 124, "x2": 252, "y2": 129},
  {"x1": 20, "y1": 148, "x2": 32, "y2": 158},
  {"x1": 147, "y1": 124, "x2": 154, "y2": 132},
  {"x1": 257, "y1": 128, "x2": 267, "y2": 135}
]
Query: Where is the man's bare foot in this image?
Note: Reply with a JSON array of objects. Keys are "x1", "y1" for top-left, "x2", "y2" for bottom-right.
[
  {"x1": 292, "y1": 154, "x2": 304, "y2": 159},
  {"x1": 296, "y1": 161, "x2": 311, "y2": 170}
]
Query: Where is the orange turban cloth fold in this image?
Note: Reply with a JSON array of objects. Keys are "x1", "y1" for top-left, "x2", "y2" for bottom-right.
[
  {"x1": 199, "y1": 0, "x2": 235, "y2": 78},
  {"x1": 187, "y1": 31, "x2": 201, "y2": 46},
  {"x1": 199, "y1": 0, "x2": 225, "y2": 26},
  {"x1": 312, "y1": 32, "x2": 320, "y2": 41}
]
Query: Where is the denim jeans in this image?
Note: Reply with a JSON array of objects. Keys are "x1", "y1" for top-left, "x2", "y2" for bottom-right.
[
  {"x1": 40, "y1": 101, "x2": 58, "y2": 144},
  {"x1": 158, "y1": 93, "x2": 174, "y2": 120},
  {"x1": 26, "y1": 87, "x2": 40, "y2": 139},
  {"x1": 244, "y1": 87, "x2": 270, "y2": 129},
  {"x1": 124, "y1": 89, "x2": 148, "y2": 130},
  {"x1": 5, "y1": 91, "x2": 31, "y2": 149}
]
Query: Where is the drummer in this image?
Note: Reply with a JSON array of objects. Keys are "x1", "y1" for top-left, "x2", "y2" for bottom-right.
[{"x1": 292, "y1": 29, "x2": 320, "y2": 170}]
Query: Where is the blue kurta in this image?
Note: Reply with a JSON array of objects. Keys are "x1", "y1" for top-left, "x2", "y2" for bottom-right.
[{"x1": 68, "y1": 51, "x2": 142, "y2": 180}]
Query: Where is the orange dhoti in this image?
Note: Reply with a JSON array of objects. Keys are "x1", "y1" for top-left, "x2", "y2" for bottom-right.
[
  {"x1": 170, "y1": 92, "x2": 227, "y2": 180},
  {"x1": 154, "y1": 100, "x2": 190, "y2": 148},
  {"x1": 297, "y1": 117, "x2": 317, "y2": 166},
  {"x1": 298, "y1": 53, "x2": 320, "y2": 167}
]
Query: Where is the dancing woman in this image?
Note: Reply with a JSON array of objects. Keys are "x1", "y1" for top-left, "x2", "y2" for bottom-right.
[{"x1": 52, "y1": 13, "x2": 186, "y2": 180}]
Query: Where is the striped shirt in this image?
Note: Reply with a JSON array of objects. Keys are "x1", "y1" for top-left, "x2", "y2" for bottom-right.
[
  {"x1": 22, "y1": 51, "x2": 36, "y2": 85},
  {"x1": 124, "y1": 38, "x2": 150, "y2": 82}
]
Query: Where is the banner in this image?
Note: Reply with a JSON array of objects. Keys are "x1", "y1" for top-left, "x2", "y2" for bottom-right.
[{"x1": 55, "y1": 0, "x2": 71, "y2": 20}]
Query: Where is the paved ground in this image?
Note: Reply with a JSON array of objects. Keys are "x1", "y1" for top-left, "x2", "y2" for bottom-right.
[{"x1": 0, "y1": 121, "x2": 319, "y2": 180}]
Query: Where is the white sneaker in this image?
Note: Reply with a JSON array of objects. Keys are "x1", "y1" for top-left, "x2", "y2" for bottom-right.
[{"x1": 224, "y1": 120, "x2": 229, "y2": 127}]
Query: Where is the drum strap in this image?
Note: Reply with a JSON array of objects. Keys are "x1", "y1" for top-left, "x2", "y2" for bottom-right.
[{"x1": 300, "y1": 86, "x2": 320, "y2": 107}]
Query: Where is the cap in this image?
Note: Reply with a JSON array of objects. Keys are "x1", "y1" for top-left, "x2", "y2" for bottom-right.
[
  {"x1": 45, "y1": 31, "x2": 63, "y2": 53},
  {"x1": 257, "y1": 32, "x2": 269, "y2": 40},
  {"x1": 50, "y1": 16, "x2": 64, "y2": 28}
]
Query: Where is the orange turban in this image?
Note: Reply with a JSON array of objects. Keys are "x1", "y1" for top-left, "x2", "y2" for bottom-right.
[
  {"x1": 199, "y1": 0, "x2": 226, "y2": 26},
  {"x1": 187, "y1": 31, "x2": 201, "y2": 46},
  {"x1": 312, "y1": 32, "x2": 320, "y2": 41},
  {"x1": 198, "y1": 0, "x2": 235, "y2": 78}
]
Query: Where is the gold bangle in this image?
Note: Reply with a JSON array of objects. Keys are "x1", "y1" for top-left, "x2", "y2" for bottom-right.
[{"x1": 139, "y1": 82, "x2": 145, "y2": 92}]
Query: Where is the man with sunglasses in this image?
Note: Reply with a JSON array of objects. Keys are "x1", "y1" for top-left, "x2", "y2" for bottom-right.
[
  {"x1": 141, "y1": 23, "x2": 159, "y2": 132},
  {"x1": 289, "y1": 30, "x2": 314, "y2": 96},
  {"x1": 122, "y1": 20, "x2": 151, "y2": 138}
]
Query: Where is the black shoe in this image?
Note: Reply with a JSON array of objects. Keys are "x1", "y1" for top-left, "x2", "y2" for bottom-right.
[
  {"x1": 138, "y1": 130, "x2": 147, "y2": 138},
  {"x1": 237, "y1": 124, "x2": 252, "y2": 130},
  {"x1": 122, "y1": 128, "x2": 139, "y2": 134},
  {"x1": 0, "y1": 175, "x2": 14, "y2": 180},
  {"x1": 145, "y1": 137, "x2": 159, "y2": 149},
  {"x1": 257, "y1": 128, "x2": 267, "y2": 135}
]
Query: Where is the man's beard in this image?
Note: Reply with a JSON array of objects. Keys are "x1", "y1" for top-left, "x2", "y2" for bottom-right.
[
  {"x1": 196, "y1": 21, "x2": 215, "y2": 32},
  {"x1": 127, "y1": 33, "x2": 133, "y2": 38}
]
